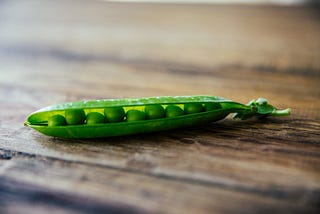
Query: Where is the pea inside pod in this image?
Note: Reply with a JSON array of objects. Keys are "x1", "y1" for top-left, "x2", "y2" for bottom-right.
[
  {"x1": 86, "y1": 112, "x2": 105, "y2": 125},
  {"x1": 145, "y1": 104, "x2": 165, "y2": 119},
  {"x1": 165, "y1": 105, "x2": 184, "y2": 117},
  {"x1": 65, "y1": 109, "x2": 86, "y2": 125},
  {"x1": 126, "y1": 109, "x2": 146, "y2": 122},
  {"x1": 104, "y1": 107, "x2": 125, "y2": 123},
  {"x1": 184, "y1": 103, "x2": 204, "y2": 114},
  {"x1": 24, "y1": 95, "x2": 291, "y2": 138},
  {"x1": 204, "y1": 102, "x2": 222, "y2": 111},
  {"x1": 48, "y1": 114, "x2": 66, "y2": 127}
]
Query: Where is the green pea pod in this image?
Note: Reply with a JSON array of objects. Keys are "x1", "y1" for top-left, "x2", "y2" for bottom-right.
[{"x1": 24, "y1": 95, "x2": 291, "y2": 139}]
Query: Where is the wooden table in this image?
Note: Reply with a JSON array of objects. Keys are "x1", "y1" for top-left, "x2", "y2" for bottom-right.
[{"x1": 0, "y1": 1, "x2": 319, "y2": 213}]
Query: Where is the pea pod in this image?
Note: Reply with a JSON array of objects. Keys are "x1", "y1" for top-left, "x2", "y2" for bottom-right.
[{"x1": 24, "y1": 95, "x2": 291, "y2": 139}]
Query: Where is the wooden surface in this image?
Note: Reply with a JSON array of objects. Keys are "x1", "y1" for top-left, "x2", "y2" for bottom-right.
[{"x1": 1, "y1": 1, "x2": 320, "y2": 214}]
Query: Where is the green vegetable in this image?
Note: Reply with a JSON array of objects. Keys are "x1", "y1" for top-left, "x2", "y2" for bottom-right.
[
  {"x1": 145, "y1": 104, "x2": 165, "y2": 119},
  {"x1": 165, "y1": 105, "x2": 184, "y2": 117},
  {"x1": 24, "y1": 95, "x2": 291, "y2": 139},
  {"x1": 203, "y1": 102, "x2": 221, "y2": 111},
  {"x1": 126, "y1": 110, "x2": 146, "y2": 122},
  {"x1": 65, "y1": 109, "x2": 85, "y2": 125},
  {"x1": 48, "y1": 114, "x2": 66, "y2": 127},
  {"x1": 184, "y1": 103, "x2": 204, "y2": 114},
  {"x1": 104, "y1": 107, "x2": 125, "y2": 123},
  {"x1": 86, "y1": 112, "x2": 105, "y2": 125}
]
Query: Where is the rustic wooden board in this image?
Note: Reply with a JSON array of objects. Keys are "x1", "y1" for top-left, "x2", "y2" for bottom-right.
[{"x1": 0, "y1": 1, "x2": 319, "y2": 214}]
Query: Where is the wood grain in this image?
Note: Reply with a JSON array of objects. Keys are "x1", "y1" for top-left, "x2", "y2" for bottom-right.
[{"x1": 0, "y1": 1, "x2": 319, "y2": 214}]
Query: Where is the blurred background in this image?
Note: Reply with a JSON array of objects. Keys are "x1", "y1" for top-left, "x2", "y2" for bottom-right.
[{"x1": 103, "y1": 0, "x2": 319, "y2": 4}]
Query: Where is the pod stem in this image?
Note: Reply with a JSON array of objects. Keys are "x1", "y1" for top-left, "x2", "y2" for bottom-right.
[
  {"x1": 269, "y1": 108, "x2": 291, "y2": 117},
  {"x1": 233, "y1": 98, "x2": 291, "y2": 120}
]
